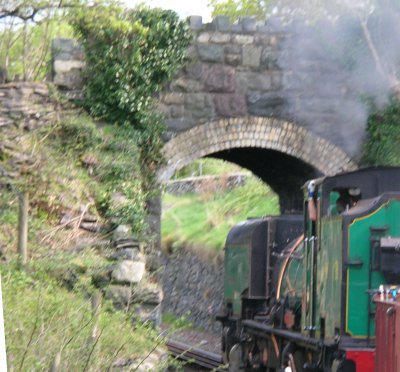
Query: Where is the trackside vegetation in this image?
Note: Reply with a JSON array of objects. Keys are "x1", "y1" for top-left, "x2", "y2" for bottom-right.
[
  {"x1": 0, "y1": 3, "x2": 192, "y2": 369},
  {"x1": 162, "y1": 160, "x2": 280, "y2": 254}
]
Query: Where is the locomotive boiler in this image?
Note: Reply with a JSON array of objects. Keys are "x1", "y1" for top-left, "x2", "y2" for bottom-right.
[{"x1": 217, "y1": 167, "x2": 400, "y2": 371}]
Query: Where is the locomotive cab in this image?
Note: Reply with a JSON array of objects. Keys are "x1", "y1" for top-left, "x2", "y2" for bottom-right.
[
  {"x1": 299, "y1": 168, "x2": 400, "y2": 370},
  {"x1": 219, "y1": 167, "x2": 400, "y2": 372}
]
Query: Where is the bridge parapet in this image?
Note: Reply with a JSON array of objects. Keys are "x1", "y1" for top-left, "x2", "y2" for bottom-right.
[{"x1": 52, "y1": 13, "x2": 383, "y2": 165}]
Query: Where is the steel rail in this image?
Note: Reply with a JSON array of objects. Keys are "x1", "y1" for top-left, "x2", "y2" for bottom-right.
[{"x1": 166, "y1": 339, "x2": 225, "y2": 370}]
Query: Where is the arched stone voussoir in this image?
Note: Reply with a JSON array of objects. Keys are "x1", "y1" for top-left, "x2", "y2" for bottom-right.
[{"x1": 158, "y1": 116, "x2": 358, "y2": 182}]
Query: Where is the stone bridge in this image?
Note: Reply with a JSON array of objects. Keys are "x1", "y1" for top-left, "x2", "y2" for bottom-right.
[{"x1": 52, "y1": 15, "x2": 375, "y2": 211}]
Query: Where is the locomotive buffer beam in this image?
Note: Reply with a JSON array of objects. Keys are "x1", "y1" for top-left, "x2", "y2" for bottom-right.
[{"x1": 242, "y1": 320, "x2": 337, "y2": 351}]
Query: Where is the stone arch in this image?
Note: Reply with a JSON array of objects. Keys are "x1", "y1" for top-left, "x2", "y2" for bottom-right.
[{"x1": 158, "y1": 116, "x2": 358, "y2": 182}]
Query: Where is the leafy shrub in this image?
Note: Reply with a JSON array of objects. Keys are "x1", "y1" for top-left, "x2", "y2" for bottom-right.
[
  {"x1": 55, "y1": 115, "x2": 102, "y2": 154},
  {"x1": 362, "y1": 99, "x2": 400, "y2": 166},
  {"x1": 71, "y1": 5, "x2": 191, "y2": 197},
  {"x1": 2, "y1": 260, "x2": 158, "y2": 371}
]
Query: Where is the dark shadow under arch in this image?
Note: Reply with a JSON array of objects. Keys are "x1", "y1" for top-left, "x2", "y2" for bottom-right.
[{"x1": 210, "y1": 147, "x2": 321, "y2": 212}]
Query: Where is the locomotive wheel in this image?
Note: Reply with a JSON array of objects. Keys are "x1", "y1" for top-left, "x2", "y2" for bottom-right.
[
  {"x1": 222, "y1": 326, "x2": 237, "y2": 364},
  {"x1": 228, "y1": 343, "x2": 243, "y2": 371}
]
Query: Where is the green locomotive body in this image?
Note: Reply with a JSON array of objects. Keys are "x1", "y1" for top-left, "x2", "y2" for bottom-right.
[{"x1": 218, "y1": 167, "x2": 400, "y2": 371}]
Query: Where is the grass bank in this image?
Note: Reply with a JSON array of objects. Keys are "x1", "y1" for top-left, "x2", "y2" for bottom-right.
[{"x1": 162, "y1": 174, "x2": 279, "y2": 254}]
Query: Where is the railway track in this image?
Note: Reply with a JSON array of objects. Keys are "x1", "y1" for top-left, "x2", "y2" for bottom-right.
[{"x1": 166, "y1": 339, "x2": 226, "y2": 371}]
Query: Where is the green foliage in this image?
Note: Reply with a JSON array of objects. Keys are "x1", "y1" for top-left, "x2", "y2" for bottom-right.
[
  {"x1": 50, "y1": 116, "x2": 150, "y2": 233},
  {"x1": 70, "y1": 4, "x2": 192, "y2": 230},
  {"x1": 162, "y1": 312, "x2": 193, "y2": 329},
  {"x1": 162, "y1": 177, "x2": 279, "y2": 253},
  {"x1": 93, "y1": 124, "x2": 148, "y2": 232},
  {"x1": 2, "y1": 258, "x2": 158, "y2": 371},
  {"x1": 55, "y1": 115, "x2": 102, "y2": 154},
  {"x1": 362, "y1": 99, "x2": 400, "y2": 166},
  {"x1": 0, "y1": 0, "x2": 78, "y2": 81},
  {"x1": 209, "y1": 0, "x2": 268, "y2": 20},
  {"x1": 71, "y1": 5, "x2": 190, "y2": 124}
]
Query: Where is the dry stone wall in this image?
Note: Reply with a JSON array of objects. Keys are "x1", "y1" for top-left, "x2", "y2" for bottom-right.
[
  {"x1": 0, "y1": 82, "x2": 58, "y2": 131},
  {"x1": 165, "y1": 173, "x2": 248, "y2": 195},
  {"x1": 0, "y1": 83, "x2": 163, "y2": 326},
  {"x1": 161, "y1": 248, "x2": 223, "y2": 333}
]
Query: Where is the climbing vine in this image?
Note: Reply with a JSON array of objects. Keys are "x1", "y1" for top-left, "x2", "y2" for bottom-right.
[{"x1": 70, "y1": 5, "x2": 192, "y2": 234}]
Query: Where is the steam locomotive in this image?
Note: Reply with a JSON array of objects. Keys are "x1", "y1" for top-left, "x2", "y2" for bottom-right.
[{"x1": 217, "y1": 167, "x2": 400, "y2": 371}]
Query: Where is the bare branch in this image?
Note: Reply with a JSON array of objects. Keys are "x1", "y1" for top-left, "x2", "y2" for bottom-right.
[
  {"x1": 0, "y1": 1, "x2": 79, "y2": 23},
  {"x1": 359, "y1": 16, "x2": 400, "y2": 94}
]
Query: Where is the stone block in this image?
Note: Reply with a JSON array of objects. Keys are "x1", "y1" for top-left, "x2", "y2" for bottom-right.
[
  {"x1": 266, "y1": 16, "x2": 283, "y2": 31},
  {"x1": 170, "y1": 77, "x2": 203, "y2": 92},
  {"x1": 242, "y1": 45, "x2": 262, "y2": 67},
  {"x1": 133, "y1": 284, "x2": 163, "y2": 304},
  {"x1": 247, "y1": 92, "x2": 287, "y2": 117},
  {"x1": 224, "y1": 44, "x2": 242, "y2": 54},
  {"x1": 189, "y1": 16, "x2": 203, "y2": 30},
  {"x1": 184, "y1": 93, "x2": 215, "y2": 120},
  {"x1": 134, "y1": 303, "x2": 162, "y2": 327},
  {"x1": 165, "y1": 118, "x2": 196, "y2": 133},
  {"x1": 241, "y1": 16, "x2": 257, "y2": 32},
  {"x1": 105, "y1": 285, "x2": 133, "y2": 306},
  {"x1": 110, "y1": 248, "x2": 144, "y2": 261},
  {"x1": 236, "y1": 71, "x2": 272, "y2": 92},
  {"x1": 170, "y1": 105, "x2": 184, "y2": 118},
  {"x1": 112, "y1": 260, "x2": 145, "y2": 284},
  {"x1": 204, "y1": 65, "x2": 236, "y2": 93},
  {"x1": 186, "y1": 45, "x2": 198, "y2": 60},
  {"x1": 162, "y1": 92, "x2": 184, "y2": 105},
  {"x1": 225, "y1": 54, "x2": 242, "y2": 66},
  {"x1": 214, "y1": 94, "x2": 247, "y2": 117},
  {"x1": 231, "y1": 23, "x2": 243, "y2": 33},
  {"x1": 232, "y1": 34, "x2": 254, "y2": 44},
  {"x1": 185, "y1": 62, "x2": 207, "y2": 79},
  {"x1": 52, "y1": 38, "x2": 84, "y2": 61},
  {"x1": 214, "y1": 16, "x2": 231, "y2": 32},
  {"x1": 255, "y1": 34, "x2": 272, "y2": 45},
  {"x1": 111, "y1": 223, "x2": 129, "y2": 238},
  {"x1": 197, "y1": 44, "x2": 224, "y2": 63},
  {"x1": 197, "y1": 32, "x2": 211, "y2": 43},
  {"x1": 210, "y1": 33, "x2": 231, "y2": 43},
  {"x1": 261, "y1": 48, "x2": 280, "y2": 70},
  {"x1": 114, "y1": 237, "x2": 141, "y2": 250},
  {"x1": 53, "y1": 62, "x2": 84, "y2": 89}
]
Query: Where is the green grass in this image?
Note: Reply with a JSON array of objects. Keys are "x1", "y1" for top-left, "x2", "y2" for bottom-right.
[
  {"x1": 0, "y1": 113, "x2": 167, "y2": 370},
  {"x1": 162, "y1": 177, "x2": 279, "y2": 253},
  {"x1": 2, "y1": 257, "x2": 159, "y2": 371}
]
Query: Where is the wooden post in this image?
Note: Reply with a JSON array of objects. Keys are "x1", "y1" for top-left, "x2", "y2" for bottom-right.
[
  {"x1": 91, "y1": 291, "x2": 102, "y2": 341},
  {"x1": 0, "y1": 276, "x2": 7, "y2": 372},
  {"x1": 50, "y1": 352, "x2": 61, "y2": 372},
  {"x1": 18, "y1": 191, "x2": 28, "y2": 264}
]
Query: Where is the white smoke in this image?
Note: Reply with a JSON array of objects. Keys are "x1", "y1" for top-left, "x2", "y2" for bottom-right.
[{"x1": 275, "y1": 1, "x2": 400, "y2": 157}]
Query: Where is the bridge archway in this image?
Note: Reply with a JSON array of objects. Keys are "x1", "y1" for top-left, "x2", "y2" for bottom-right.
[{"x1": 159, "y1": 116, "x2": 358, "y2": 211}]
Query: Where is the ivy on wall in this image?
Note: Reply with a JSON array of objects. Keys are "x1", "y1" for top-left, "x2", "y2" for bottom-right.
[{"x1": 70, "y1": 5, "x2": 192, "y2": 235}]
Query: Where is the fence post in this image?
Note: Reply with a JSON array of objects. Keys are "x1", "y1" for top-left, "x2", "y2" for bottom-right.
[
  {"x1": 0, "y1": 276, "x2": 7, "y2": 372},
  {"x1": 50, "y1": 352, "x2": 61, "y2": 372},
  {"x1": 18, "y1": 191, "x2": 28, "y2": 264},
  {"x1": 91, "y1": 291, "x2": 102, "y2": 341}
]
